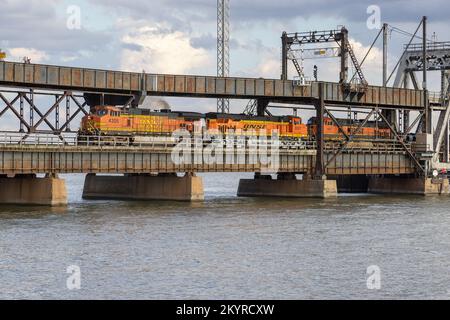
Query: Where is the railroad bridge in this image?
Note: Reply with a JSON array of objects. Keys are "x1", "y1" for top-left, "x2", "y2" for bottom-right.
[{"x1": 0, "y1": 26, "x2": 450, "y2": 204}]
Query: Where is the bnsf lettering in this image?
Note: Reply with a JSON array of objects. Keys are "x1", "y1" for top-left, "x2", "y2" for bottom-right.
[
  {"x1": 243, "y1": 124, "x2": 266, "y2": 129},
  {"x1": 140, "y1": 119, "x2": 163, "y2": 125}
]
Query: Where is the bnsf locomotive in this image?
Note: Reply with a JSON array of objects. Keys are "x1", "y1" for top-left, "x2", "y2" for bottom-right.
[{"x1": 78, "y1": 105, "x2": 391, "y2": 143}]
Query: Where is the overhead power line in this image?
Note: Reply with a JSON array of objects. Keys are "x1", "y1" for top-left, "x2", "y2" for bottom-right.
[{"x1": 388, "y1": 24, "x2": 433, "y2": 43}]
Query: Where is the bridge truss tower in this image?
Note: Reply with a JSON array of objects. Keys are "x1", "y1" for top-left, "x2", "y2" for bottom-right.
[{"x1": 394, "y1": 41, "x2": 450, "y2": 163}]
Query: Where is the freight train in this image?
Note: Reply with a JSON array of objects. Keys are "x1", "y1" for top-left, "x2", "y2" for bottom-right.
[{"x1": 78, "y1": 105, "x2": 391, "y2": 144}]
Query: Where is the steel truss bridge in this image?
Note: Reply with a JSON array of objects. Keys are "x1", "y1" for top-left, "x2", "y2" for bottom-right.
[{"x1": 0, "y1": 39, "x2": 449, "y2": 178}]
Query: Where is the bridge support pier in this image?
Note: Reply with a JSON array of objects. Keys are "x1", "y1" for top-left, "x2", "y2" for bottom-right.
[
  {"x1": 368, "y1": 177, "x2": 450, "y2": 195},
  {"x1": 237, "y1": 173, "x2": 337, "y2": 198},
  {"x1": 0, "y1": 174, "x2": 67, "y2": 206},
  {"x1": 82, "y1": 173, "x2": 204, "y2": 201}
]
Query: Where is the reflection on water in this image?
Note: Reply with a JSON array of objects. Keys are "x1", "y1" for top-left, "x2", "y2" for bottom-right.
[{"x1": 0, "y1": 173, "x2": 449, "y2": 299}]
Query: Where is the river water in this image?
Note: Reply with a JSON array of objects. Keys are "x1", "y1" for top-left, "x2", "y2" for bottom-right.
[{"x1": 0, "y1": 173, "x2": 449, "y2": 299}]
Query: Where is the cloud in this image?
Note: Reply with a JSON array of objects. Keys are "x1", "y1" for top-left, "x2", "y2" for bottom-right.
[
  {"x1": 90, "y1": 0, "x2": 450, "y2": 25},
  {"x1": 0, "y1": 0, "x2": 113, "y2": 62},
  {"x1": 7, "y1": 48, "x2": 49, "y2": 63},
  {"x1": 190, "y1": 34, "x2": 216, "y2": 50},
  {"x1": 348, "y1": 38, "x2": 384, "y2": 85},
  {"x1": 119, "y1": 21, "x2": 212, "y2": 74}
]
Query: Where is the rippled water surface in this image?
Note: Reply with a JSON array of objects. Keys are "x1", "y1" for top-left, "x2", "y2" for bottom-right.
[{"x1": 0, "y1": 173, "x2": 449, "y2": 299}]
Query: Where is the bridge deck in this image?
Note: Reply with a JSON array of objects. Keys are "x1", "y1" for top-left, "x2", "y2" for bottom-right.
[
  {"x1": 0, "y1": 61, "x2": 425, "y2": 109},
  {"x1": 0, "y1": 142, "x2": 415, "y2": 176}
]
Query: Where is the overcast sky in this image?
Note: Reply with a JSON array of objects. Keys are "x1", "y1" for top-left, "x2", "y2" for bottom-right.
[{"x1": 1, "y1": 0, "x2": 449, "y2": 112}]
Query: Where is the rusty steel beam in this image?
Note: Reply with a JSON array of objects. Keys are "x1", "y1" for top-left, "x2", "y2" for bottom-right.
[{"x1": 0, "y1": 61, "x2": 426, "y2": 110}]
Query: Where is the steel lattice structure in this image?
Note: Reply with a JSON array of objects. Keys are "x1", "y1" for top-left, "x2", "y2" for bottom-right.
[
  {"x1": 0, "y1": 88, "x2": 89, "y2": 136},
  {"x1": 281, "y1": 28, "x2": 368, "y2": 90},
  {"x1": 393, "y1": 41, "x2": 450, "y2": 162},
  {"x1": 217, "y1": 0, "x2": 230, "y2": 113}
]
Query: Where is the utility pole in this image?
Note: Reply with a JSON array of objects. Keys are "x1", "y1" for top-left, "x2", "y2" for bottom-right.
[
  {"x1": 422, "y1": 16, "x2": 430, "y2": 134},
  {"x1": 281, "y1": 32, "x2": 289, "y2": 80},
  {"x1": 217, "y1": 0, "x2": 230, "y2": 113},
  {"x1": 339, "y1": 27, "x2": 349, "y2": 84},
  {"x1": 382, "y1": 23, "x2": 388, "y2": 86}
]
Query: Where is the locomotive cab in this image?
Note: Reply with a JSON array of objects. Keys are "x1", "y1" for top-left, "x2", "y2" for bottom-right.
[
  {"x1": 93, "y1": 105, "x2": 122, "y2": 117},
  {"x1": 80, "y1": 105, "x2": 123, "y2": 135},
  {"x1": 287, "y1": 116, "x2": 307, "y2": 138}
]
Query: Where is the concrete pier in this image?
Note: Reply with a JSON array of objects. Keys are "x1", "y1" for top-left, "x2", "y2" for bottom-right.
[
  {"x1": 82, "y1": 173, "x2": 204, "y2": 201},
  {"x1": 368, "y1": 177, "x2": 450, "y2": 195},
  {"x1": 237, "y1": 174, "x2": 337, "y2": 198},
  {"x1": 0, "y1": 174, "x2": 67, "y2": 206}
]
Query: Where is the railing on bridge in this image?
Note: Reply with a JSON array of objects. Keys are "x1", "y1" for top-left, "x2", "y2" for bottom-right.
[
  {"x1": 0, "y1": 132, "x2": 319, "y2": 150},
  {"x1": 404, "y1": 41, "x2": 450, "y2": 52},
  {"x1": 429, "y1": 91, "x2": 449, "y2": 105},
  {"x1": 0, "y1": 131, "x2": 413, "y2": 153}
]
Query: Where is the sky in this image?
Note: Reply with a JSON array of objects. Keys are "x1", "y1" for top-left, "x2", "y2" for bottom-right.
[{"x1": 1, "y1": 0, "x2": 449, "y2": 114}]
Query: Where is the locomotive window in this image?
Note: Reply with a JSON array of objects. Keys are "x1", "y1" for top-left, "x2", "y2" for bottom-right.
[{"x1": 97, "y1": 110, "x2": 107, "y2": 116}]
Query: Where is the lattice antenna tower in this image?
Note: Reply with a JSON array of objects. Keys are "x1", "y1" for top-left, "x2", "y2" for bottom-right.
[{"x1": 217, "y1": 0, "x2": 230, "y2": 113}]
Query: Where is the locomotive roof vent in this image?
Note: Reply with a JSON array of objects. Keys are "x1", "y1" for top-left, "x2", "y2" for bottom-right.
[
  {"x1": 141, "y1": 97, "x2": 172, "y2": 112},
  {"x1": 151, "y1": 98, "x2": 171, "y2": 112}
]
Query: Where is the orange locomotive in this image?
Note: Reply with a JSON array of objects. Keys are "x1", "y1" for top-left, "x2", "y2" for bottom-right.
[
  {"x1": 205, "y1": 113, "x2": 308, "y2": 138},
  {"x1": 307, "y1": 117, "x2": 391, "y2": 140},
  {"x1": 79, "y1": 105, "x2": 391, "y2": 142},
  {"x1": 80, "y1": 105, "x2": 202, "y2": 136}
]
